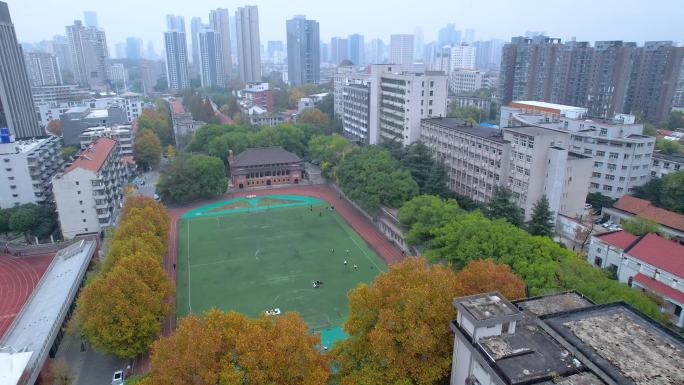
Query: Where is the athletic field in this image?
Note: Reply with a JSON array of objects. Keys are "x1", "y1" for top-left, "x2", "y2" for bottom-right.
[{"x1": 176, "y1": 194, "x2": 386, "y2": 345}]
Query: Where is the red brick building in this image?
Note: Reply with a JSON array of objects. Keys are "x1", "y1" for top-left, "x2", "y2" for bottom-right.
[{"x1": 229, "y1": 147, "x2": 304, "y2": 189}]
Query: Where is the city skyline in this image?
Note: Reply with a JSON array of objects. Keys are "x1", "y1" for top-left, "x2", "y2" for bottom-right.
[{"x1": 8, "y1": 0, "x2": 684, "y2": 58}]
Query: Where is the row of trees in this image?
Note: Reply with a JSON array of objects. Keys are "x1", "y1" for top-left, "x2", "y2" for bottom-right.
[
  {"x1": 138, "y1": 102, "x2": 173, "y2": 147},
  {"x1": 397, "y1": 195, "x2": 663, "y2": 321},
  {"x1": 72, "y1": 197, "x2": 174, "y2": 358},
  {"x1": 182, "y1": 92, "x2": 220, "y2": 124},
  {"x1": 0, "y1": 203, "x2": 59, "y2": 242},
  {"x1": 633, "y1": 170, "x2": 684, "y2": 214},
  {"x1": 156, "y1": 154, "x2": 228, "y2": 204},
  {"x1": 138, "y1": 257, "x2": 525, "y2": 385}
]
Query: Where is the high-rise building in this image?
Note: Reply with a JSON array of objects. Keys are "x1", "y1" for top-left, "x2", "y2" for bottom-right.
[
  {"x1": 83, "y1": 11, "x2": 98, "y2": 28},
  {"x1": 450, "y1": 44, "x2": 477, "y2": 71},
  {"x1": 114, "y1": 42, "x2": 126, "y2": 59},
  {"x1": 108, "y1": 63, "x2": 127, "y2": 91},
  {"x1": 463, "y1": 28, "x2": 475, "y2": 44},
  {"x1": 190, "y1": 17, "x2": 203, "y2": 71},
  {"x1": 235, "y1": 6, "x2": 262, "y2": 83},
  {"x1": 146, "y1": 40, "x2": 157, "y2": 60},
  {"x1": 198, "y1": 28, "x2": 225, "y2": 88},
  {"x1": 209, "y1": 8, "x2": 232, "y2": 84},
  {"x1": 166, "y1": 14, "x2": 186, "y2": 33},
  {"x1": 0, "y1": 2, "x2": 43, "y2": 139},
  {"x1": 473, "y1": 39, "x2": 504, "y2": 70},
  {"x1": 24, "y1": 51, "x2": 62, "y2": 87},
  {"x1": 125, "y1": 37, "x2": 143, "y2": 60},
  {"x1": 47, "y1": 35, "x2": 74, "y2": 81},
  {"x1": 413, "y1": 27, "x2": 424, "y2": 60},
  {"x1": 229, "y1": 15, "x2": 237, "y2": 65},
  {"x1": 66, "y1": 20, "x2": 110, "y2": 90},
  {"x1": 389, "y1": 34, "x2": 414, "y2": 71},
  {"x1": 367, "y1": 38, "x2": 384, "y2": 64},
  {"x1": 319, "y1": 42, "x2": 329, "y2": 63},
  {"x1": 164, "y1": 30, "x2": 190, "y2": 90},
  {"x1": 286, "y1": 15, "x2": 320, "y2": 86},
  {"x1": 330, "y1": 37, "x2": 349, "y2": 64},
  {"x1": 438, "y1": 23, "x2": 461, "y2": 47},
  {"x1": 348, "y1": 34, "x2": 364, "y2": 66}
]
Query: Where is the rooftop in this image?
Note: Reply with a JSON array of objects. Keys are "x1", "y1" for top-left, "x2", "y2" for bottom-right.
[
  {"x1": 0, "y1": 137, "x2": 53, "y2": 155},
  {"x1": 633, "y1": 273, "x2": 684, "y2": 305},
  {"x1": 510, "y1": 101, "x2": 587, "y2": 115},
  {"x1": 625, "y1": 233, "x2": 684, "y2": 277},
  {"x1": 423, "y1": 118, "x2": 507, "y2": 143},
  {"x1": 454, "y1": 292, "x2": 520, "y2": 322},
  {"x1": 652, "y1": 151, "x2": 684, "y2": 163},
  {"x1": 64, "y1": 137, "x2": 117, "y2": 173},
  {"x1": 514, "y1": 292, "x2": 593, "y2": 316},
  {"x1": 85, "y1": 109, "x2": 109, "y2": 119},
  {"x1": 612, "y1": 195, "x2": 684, "y2": 232},
  {"x1": 542, "y1": 302, "x2": 684, "y2": 385},
  {"x1": 595, "y1": 230, "x2": 639, "y2": 249},
  {"x1": 231, "y1": 147, "x2": 302, "y2": 168}
]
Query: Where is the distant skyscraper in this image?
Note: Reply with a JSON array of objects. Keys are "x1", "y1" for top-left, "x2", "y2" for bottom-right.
[
  {"x1": 47, "y1": 35, "x2": 73, "y2": 81},
  {"x1": 450, "y1": 44, "x2": 476, "y2": 71},
  {"x1": 367, "y1": 38, "x2": 384, "y2": 64},
  {"x1": 286, "y1": 15, "x2": 319, "y2": 86},
  {"x1": 330, "y1": 37, "x2": 348, "y2": 64},
  {"x1": 66, "y1": 20, "x2": 110, "y2": 90},
  {"x1": 235, "y1": 6, "x2": 261, "y2": 83},
  {"x1": 166, "y1": 15, "x2": 186, "y2": 33},
  {"x1": 463, "y1": 29, "x2": 475, "y2": 44},
  {"x1": 146, "y1": 40, "x2": 157, "y2": 59},
  {"x1": 438, "y1": 24, "x2": 461, "y2": 47},
  {"x1": 229, "y1": 15, "x2": 237, "y2": 65},
  {"x1": 115, "y1": 42, "x2": 126, "y2": 59},
  {"x1": 83, "y1": 11, "x2": 98, "y2": 28},
  {"x1": 198, "y1": 29, "x2": 224, "y2": 88},
  {"x1": 209, "y1": 8, "x2": 232, "y2": 84},
  {"x1": 390, "y1": 34, "x2": 414, "y2": 70},
  {"x1": 319, "y1": 42, "x2": 329, "y2": 63},
  {"x1": 0, "y1": 1, "x2": 42, "y2": 138},
  {"x1": 190, "y1": 17, "x2": 203, "y2": 68},
  {"x1": 126, "y1": 37, "x2": 143, "y2": 60},
  {"x1": 24, "y1": 51, "x2": 62, "y2": 86},
  {"x1": 413, "y1": 27, "x2": 424, "y2": 60},
  {"x1": 348, "y1": 34, "x2": 364, "y2": 66},
  {"x1": 164, "y1": 30, "x2": 190, "y2": 90}
]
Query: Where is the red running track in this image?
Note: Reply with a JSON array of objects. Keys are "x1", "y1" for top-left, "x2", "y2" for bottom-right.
[{"x1": 0, "y1": 253, "x2": 54, "y2": 338}]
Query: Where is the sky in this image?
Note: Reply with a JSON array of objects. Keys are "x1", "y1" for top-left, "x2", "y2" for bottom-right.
[{"x1": 7, "y1": 0, "x2": 684, "y2": 54}]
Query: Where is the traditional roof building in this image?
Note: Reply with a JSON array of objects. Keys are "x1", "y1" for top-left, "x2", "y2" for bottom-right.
[
  {"x1": 229, "y1": 147, "x2": 304, "y2": 189},
  {"x1": 602, "y1": 195, "x2": 684, "y2": 240}
]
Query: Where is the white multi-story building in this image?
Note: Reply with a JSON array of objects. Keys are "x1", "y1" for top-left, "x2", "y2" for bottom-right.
[
  {"x1": 79, "y1": 125, "x2": 133, "y2": 155},
  {"x1": 501, "y1": 101, "x2": 656, "y2": 199},
  {"x1": 449, "y1": 44, "x2": 476, "y2": 71},
  {"x1": 651, "y1": 152, "x2": 684, "y2": 178},
  {"x1": 0, "y1": 133, "x2": 64, "y2": 209},
  {"x1": 52, "y1": 137, "x2": 126, "y2": 239},
  {"x1": 31, "y1": 84, "x2": 91, "y2": 105},
  {"x1": 588, "y1": 231, "x2": 684, "y2": 327},
  {"x1": 449, "y1": 69, "x2": 486, "y2": 95},
  {"x1": 342, "y1": 84, "x2": 371, "y2": 144},
  {"x1": 389, "y1": 34, "x2": 414, "y2": 71},
  {"x1": 35, "y1": 95, "x2": 144, "y2": 128}
]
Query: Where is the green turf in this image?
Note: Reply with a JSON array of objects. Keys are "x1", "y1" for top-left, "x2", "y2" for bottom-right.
[{"x1": 176, "y1": 195, "x2": 387, "y2": 333}]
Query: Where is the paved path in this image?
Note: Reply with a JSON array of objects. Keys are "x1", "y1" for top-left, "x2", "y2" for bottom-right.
[{"x1": 55, "y1": 332, "x2": 127, "y2": 385}]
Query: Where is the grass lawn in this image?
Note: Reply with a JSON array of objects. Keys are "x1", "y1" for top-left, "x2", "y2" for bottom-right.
[{"x1": 176, "y1": 195, "x2": 386, "y2": 335}]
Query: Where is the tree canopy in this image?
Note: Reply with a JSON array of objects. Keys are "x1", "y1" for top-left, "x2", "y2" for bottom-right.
[
  {"x1": 298, "y1": 108, "x2": 329, "y2": 126},
  {"x1": 397, "y1": 195, "x2": 462, "y2": 247},
  {"x1": 307, "y1": 134, "x2": 356, "y2": 178},
  {"x1": 655, "y1": 139, "x2": 682, "y2": 155},
  {"x1": 455, "y1": 259, "x2": 526, "y2": 300},
  {"x1": 156, "y1": 154, "x2": 228, "y2": 204},
  {"x1": 485, "y1": 186, "x2": 523, "y2": 227},
  {"x1": 447, "y1": 105, "x2": 487, "y2": 123},
  {"x1": 386, "y1": 141, "x2": 450, "y2": 196},
  {"x1": 138, "y1": 107, "x2": 173, "y2": 147},
  {"x1": 633, "y1": 171, "x2": 684, "y2": 214},
  {"x1": 621, "y1": 215, "x2": 662, "y2": 236},
  {"x1": 3, "y1": 204, "x2": 57, "y2": 242},
  {"x1": 526, "y1": 195, "x2": 554, "y2": 237},
  {"x1": 134, "y1": 129, "x2": 163, "y2": 170}
]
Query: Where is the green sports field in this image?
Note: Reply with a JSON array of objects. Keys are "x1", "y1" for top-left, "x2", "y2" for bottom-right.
[{"x1": 176, "y1": 194, "x2": 386, "y2": 345}]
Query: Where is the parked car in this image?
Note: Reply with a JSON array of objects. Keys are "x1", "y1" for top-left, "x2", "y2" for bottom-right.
[
  {"x1": 112, "y1": 370, "x2": 124, "y2": 385},
  {"x1": 584, "y1": 203, "x2": 593, "y2": 209},
  {"x1": 601, "y1": 221, "x2": 614, "y2": 229}
]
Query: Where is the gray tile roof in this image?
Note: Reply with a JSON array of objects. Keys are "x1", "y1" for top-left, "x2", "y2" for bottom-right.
[{"x1": 232, "y1": 147, "x2": 302, "y2": 167}]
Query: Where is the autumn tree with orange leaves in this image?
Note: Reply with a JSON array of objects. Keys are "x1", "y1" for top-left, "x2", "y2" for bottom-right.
[
  {"x1": 140, "y1": 310, "x2": 330, "y2": 385},
  {"x1": 455, "y1": 259, "x2": 526, "y2": 300}
]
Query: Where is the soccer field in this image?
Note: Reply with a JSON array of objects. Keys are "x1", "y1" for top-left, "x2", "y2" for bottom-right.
[{"x1": 176, "y1": 194, "x2": 386, "y2": 343}]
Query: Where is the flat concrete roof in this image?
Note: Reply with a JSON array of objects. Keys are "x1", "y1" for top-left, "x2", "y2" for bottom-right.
[
  {"x1": 512, "y1": 101, "x2": 588, "y2": 114},
  {"x1": 515, "y1": 292, "x2": 593, "y2": 316},
  {"x1": 454, "y1": 292, "x2": 520, "y2": 322}
]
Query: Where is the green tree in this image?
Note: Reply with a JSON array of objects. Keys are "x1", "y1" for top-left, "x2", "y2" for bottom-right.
[
  {"x1": 138, "y1": 109, "x2": 173, "y2": 147},
  {"x1": 526, "y1": 195, "x2": 554, "y2": 237},
  {"x1": 642, "y1": 122, "x2": 657, "y2": 136},
  {"x1": 397, "y1": 141, "x2": 450, "y2": 196},
  {"x1": 9, "y1": 204, "x2": 41, "y2": 242},
  {"x1": 661, "y1": 171, "x2": 684, "y2": 213},
  {"x1": 667, "y1": 110, "x2": 684, "y2": 130},
  {"x1": 336, "y1": 146, "x2": 418, "y2": 213},
  {"x1": 485, "y1": 186, "x2": 523, "y2": 227},
  {"x1": 298, "y1": 108, "x2": 329, "y2": 126},
  {"x1": 0, "y1": 209, "x2": 12, "y2": 235},
  {"x1": 134, "y1": 129, "x2": 163, "y2": 170},
  {"x1": 448, "y1": 105, "x2": 486, "y2": 123},
  {"x1": 307, "y1": 134, "x2": 356, "y2": 178},
  {"x1": 156, "y1": 155, "x2": 228, "y2": 204},
  {"x1": 656, "y1": 139, "x2": 682, "y2": 155},
  {"x1": 398, "y1": 195, "x2": 461, "y2": 247},
  {"x1": 586, "y1": 192, "x2": 617, "y2": 212},
  {"x1": 62, "y1": 145, "x2": 79, "y2": 162},
  {"x1": 621, "y1": 215, "x2": 662, "y2": 236}
]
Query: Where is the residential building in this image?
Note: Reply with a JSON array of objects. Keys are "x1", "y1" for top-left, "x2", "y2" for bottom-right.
[
  {"x1": 449, "y1": 95, "x2": 491, "y2": 112},
  {"x1": 473, "y1": 39, "x2": 503, "y2": 70},
  {"x1": 449, "y1": 69, "x2": 490, "y2": 95},
  {"x1": 24, "y1": 52, "x2": 62, "y2": 87},
  {"x1": 229, "y1": 147, "x2": 304, "y2": 189},
  {"x1": 342, "y1": 83, "x2": 371, "y2": 144},
  {"x1": 438, "y1": 23, "x2": 460, "y2": 47},
  {"x1": 330, "y1": 37, "x2": 349, "y2": 64},
  {"x1": 60, "y1": 105, "x2": 128, "y2": 146},
  {"x1": 169, "y1": 98, "x2": 204, "y2": 146},
  {"x1": 450, "y1": 291, "x2": 684, "y2": 385},
  {"x1": 286, "y1": 15, "x2": 320, "y2": 86},
  {"x1": 66, "y1": 20, "x2": 110, "y2": 90},
  {"x1": 588, "y1": 231, "x2": 684, "y2": 327},
  {"x1": 125, "y1": 37, "x2": 142, "y2": 60},
  {"x1": 463, "y1": 29, "x2": 475, "y2": 44},
  {"x1": 367, "y1": 38, "x2": 384, "y2": 64},
  {"x1": 52, "y1": 137, "x2": 126, "y2": 239},
  {"x1": 190, "y1": 17, "x2": 203, "y2": 74},
  {"x1": 0, "y1": 133, "x2": 64, "y2": 209},
  {"x1": 209, "y1": 8, "x2": 232, "y2": 85},
  {"x1": 0, "y1": 2, "x2": 43, "y2": 139},
  {"x1": 166, "y1": 14, "x2": 186, "y2": 34},
  {"x1": 449, "y1": 44, "x2": 476, "y2": 71},
  {"x1": 36, "y1": 95, "x2": 143, "y2": 128},
  {"x1": 198, "y1": 29, "x2": 225, "y2": 88},
  {"x1": 651, "y1": 152, "x2": 684, "y2": 178},
  {"x1": 164, "y1": 30, "x2": 190, "y2": 90},
  {"x1": 297, "y1": 92, "x2": 327, "y2": 113},
  {"x1": 501, "y1": 101, "x2": 656, "y2": 199},
  {"x1": 83, "y1": 11, "x2": 97, "y2": 28},
  {"x1": 79, "y1": 125, "x2": 133, "y2": 155},
  {"x1": 246, "y1": 111, "x2": 292, "y2": 127},
  {"x1": 348, "y1": 34, "x2": 364, "y2": 66},
  {"x1": 421, "y1": 118, "x2": 510, "y2": 203},
  {"x1": 389, "y1": 34, "x2": 414, "y2": 71},
  {"x1": 31, "y1": 84, "x2": 90, "y2": 105},
  {"x1": 108, "y1": 63, "x2": 126, "y2": 91},
  {"x1": 235, "y1": 6, "x2": 262, "y2": 83},
  {"x1": 238, "y1": 82, "x2": 273, "y2": 112},
  {"x1": 47, "y1": 35, "x2": 74, "y2": 82},
  {"x1": 602, "y1": 195, "x2": 684, "y2": 240}
]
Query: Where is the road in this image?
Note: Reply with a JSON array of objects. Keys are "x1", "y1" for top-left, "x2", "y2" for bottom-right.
[
  {"x1": 54, "y1": 332, "x2": 127, "y2": 385},
  {"x1": 131, "y1": 168, "x2": 160, "y2": 198}
]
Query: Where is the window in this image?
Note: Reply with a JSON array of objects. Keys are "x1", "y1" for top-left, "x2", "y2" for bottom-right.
[
  {"x1": 5, "y1": 168, "x2": 11, "y2": 172},
  {"x1": 609, "y1": 152, "x2": 619, "y2": 159},
  {"x1": 429, "y1": 90, "x2": 433, "y2": 96},
  {"x1": 600, "y1": 128, "x2": 608, "y2": 136},
  {"x1": 596, "y1": 150, "x2": 605, "y2": 156},
  {"x1": 75, "y1": 181, "x2": 79, "y2": 185}
]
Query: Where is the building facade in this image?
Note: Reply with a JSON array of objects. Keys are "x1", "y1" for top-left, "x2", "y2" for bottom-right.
[
  {"x1": 24, "y1": 52, "x2": 62, "y2": 87},
  {"x1": 348, "y1": 34, "x2": 364, "y2": 66},
  {"x1": 0, "y1": 133, "x2": 64, "y2": 209},
  {"x1": 286, "y1": 15, "x2": 320, "y2": 86},
  {"x1": 602, "y1": 195, "x2": 684, "y2": 240},
  {"x1": 449, "y1": 69, "x2": 492, "y2": 95},
  {"x1": 66, "y1": 20, "x2": 110, "y2": 90},
  {"x1": 389, "y1": 34, "x2": 414, "y2": 71},
  {"x1": 79, "y1": 125, "x2": 133, "y2": 155},
  {"x1": 449, "y1": 44, "x2": 476, "y2": 71},
  {"x1": 651, "y1": 152, "x2": 684, "y2": 178},
  {"x1": 342, "y1": 84, "x2": 371, "y2": 144},
  {"x1": 209, "y1": 8, "x2": 232, "y2": 85},
  {"x1": 198, "y1": 29, "x2": 225, "y2": 88},
  {"x1": 0, "y1": 2, "x2": 43, "y2": 139},
  {"x1": 164, "y1": 31, "x2": 190, "y2": 90},
  {"x1": 60, "y1": 105, "x2": 128, "y2": 146},
  {"x1": 52, "y1": 137, "x2": 126, "y2": 239},
  {"x1": 229, "y1": 147, "x2": 304, "y2": 189},
  {"x1": 235, "y1": 6, "x2": 262, "y2": 83}
]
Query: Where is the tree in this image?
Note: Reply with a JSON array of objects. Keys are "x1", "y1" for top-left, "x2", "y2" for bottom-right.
[
  {"x1": 138, "y1": 109, "x2": 173, "y2": 147},
  {"x1": 164, "y1": 145, "x2": 177, "y2": 158},
  {"x1": 667, "y1": 110, "x2": 684, "y2": 130},
  {"x1": 336, "y1": 146, "x2": 418, "y2": 213},
  {"x1": 586, "y1": 192, "x2": 616, "y2": 212},
  {"x1": 9, "y1": 204, "x2": 41, "y2": 242},
  {"x1": 0, "y1": 209, "x2": 11, "y2": 235},
  {"x1": 455, "y1": 259, "x2": 526, "y2": 300},
  {"x1": 156, "y1": 155, "x2": 228, "y2": 204},
  {"x1": 485, "y1": 186, "x2": 523, "y2": 227},
  {"x1": 448, "y1": 105, "x2": 486, "y2": 123},
  {"x1": 398, "y1": 195, "x2": 461, "y2": 247},
  {"x1": 307, "y1": 134, "x2": 356, "y2": 177},
  {"x1": 621, "y1": 215, "x2": 662, "y2": 236},
  {"x1": 661, "y1": 171, "x2": 684, "y2": 213},
  {"x1": 47, "y1": 120, "x2": 62, "y2": 136},
  {"x1": 298, "y1": 108, "x2": 329, "y2": 126},
  {"x1": 656, "y1": 139, "x2": 682, "y2": 155},
  {"x1": 332, "y1": 257, "x2": 462, "y2": 385},
  {"x1": 642, "y1": 122, "x2": 657, "y2": 136},
  {"x1": 396, "y1": 142, "x2": 450, "y2": 196},
  {"x1": 74, "y1": 256, "x2": 173, "y2": 358},
  {"x1": 526, "y1": 195, "x2": 554, "y2": 237},
  {"x1": 142, "y1": 309, "x2": 329, "y2": 385},
  {"x1": 62, "y1": 145, "x2": 78, "y2": 162},
  {"x1": 134, "y1": 129, "x2": 163, "y2": 170}
]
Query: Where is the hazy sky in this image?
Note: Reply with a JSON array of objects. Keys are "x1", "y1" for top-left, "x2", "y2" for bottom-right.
[{"x1": 7, "y1": 0, "x2": 684, "y2": 54}]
